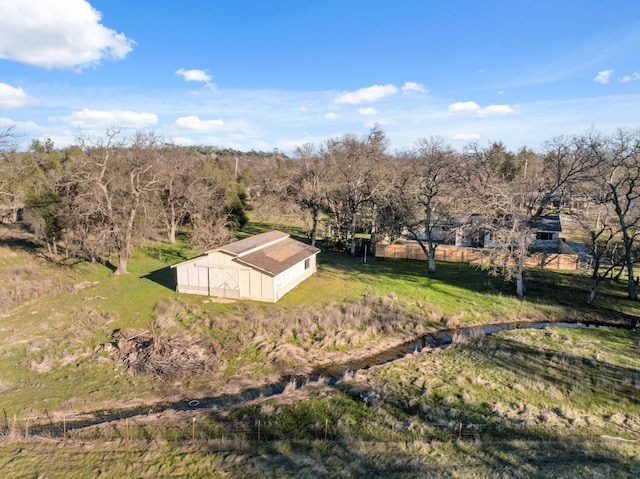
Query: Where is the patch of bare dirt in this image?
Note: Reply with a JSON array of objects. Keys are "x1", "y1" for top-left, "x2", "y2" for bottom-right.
[{"x1": 109, "y1": 328, "x2": 221, "y2": 381}]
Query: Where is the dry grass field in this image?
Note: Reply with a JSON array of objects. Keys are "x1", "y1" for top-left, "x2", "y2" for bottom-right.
[{"x1": 1, "y1": 222, "x2": 639, "y2": 477}]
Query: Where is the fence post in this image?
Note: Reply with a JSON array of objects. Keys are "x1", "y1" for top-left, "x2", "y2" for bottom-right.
[
  {"x1": 192, "y1": 417, "x2": 196, "y2": 440},
  {"x1": 63, "y1": 416, "x2": 67, "y2": 440},
  {"x1": 324, "y1": 418, "x2": 328, "y2": 443},
  {"x1": 125, "y1": 418, "x2": 129, "y2": 441}
]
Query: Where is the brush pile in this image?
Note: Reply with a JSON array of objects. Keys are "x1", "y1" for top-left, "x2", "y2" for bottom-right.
[{"x1": 110, "y1": 328, "x2": 220, "y2": 381}]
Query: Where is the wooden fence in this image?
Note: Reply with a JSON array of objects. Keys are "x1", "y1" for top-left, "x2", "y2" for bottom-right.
[{"x1": 375, "y1": 243, "x2": 579, "y2": 271}]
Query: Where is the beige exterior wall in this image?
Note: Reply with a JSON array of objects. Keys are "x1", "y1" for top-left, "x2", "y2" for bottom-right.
[
  {"x1": 274, "y1": 255, "x2": 316, "y2": 301},
  {"x1": 176, "y1": 263, "x2": 209, "y2": 295},
  {"x1": 175, "y1": 251, "x2": 317, "y2": 302}
]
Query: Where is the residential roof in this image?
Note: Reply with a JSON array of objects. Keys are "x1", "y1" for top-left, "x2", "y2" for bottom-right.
[
  {"x1": 236, "y1": 237, "x2": 320, "y2": 276},
  {"x1": 172, "y1": 230, "x2": 320, "y2": 276},
  {"x1": 531, "y1": 215, "x2": 562, "y2": 233}
]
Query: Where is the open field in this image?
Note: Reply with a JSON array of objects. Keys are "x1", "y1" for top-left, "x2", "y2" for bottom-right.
[
  {"x1": 0, "y1": 222, "x2": 639, "y2": 477},
  {"x1": 0, "y1": 326, "x2": 638, "y2": 478}
]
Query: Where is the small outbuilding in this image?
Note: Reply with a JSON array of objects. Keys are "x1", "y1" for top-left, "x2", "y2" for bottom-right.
[{"x1": 171, "y1": 230, "x2": 320, "y2": 302}]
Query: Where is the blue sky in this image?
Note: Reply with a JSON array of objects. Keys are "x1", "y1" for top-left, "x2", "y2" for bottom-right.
[{"x1": 1, "y1": 0, "x2": 639, "y2": 154}]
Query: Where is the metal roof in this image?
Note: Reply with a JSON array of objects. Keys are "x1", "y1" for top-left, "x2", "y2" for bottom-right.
[{"x1": 216, "y1": 230, "x2": 290, "y2": 256}]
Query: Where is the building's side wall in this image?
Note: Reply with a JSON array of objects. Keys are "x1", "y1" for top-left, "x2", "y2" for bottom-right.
[
  {"x1": 273, "y1": 255, "x2": 317, "y2": 301},
  {"x1": 239, "y1": 267, "x2": 275, "y2": 301},
  {"x1": 175, "y1": 262, "x2": 210, "y2": 295},
  {"x1": 529, "y1": 231, "x2": 560, "y2": 252},
  {"x1": 176, "y1": 251, "x2": 240, "y2": 297},
  {"x1": 176, "y1": 251, "x2": 318, "y2": 301}
]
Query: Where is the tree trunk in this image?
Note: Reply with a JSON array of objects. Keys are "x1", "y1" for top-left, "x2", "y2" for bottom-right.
[
  {"x1": 168, "y1": 221, "x2": 177, "y2": 244},
  {"x1": 428, "y1": 250, "x2": 436, "y2": 274},
  {"x1": 113, "y1": 208, "x2": 136, "y2": 275},
  {"x1": 45, "y1": 239, "x2": 54, "y2": 261},
  {"x1": 627, "y1": 262, "x2": 638, "y2": 300},
  {"x1": 310, "y1": 206, "x2": 319, "y2": 247},
  {"x1": 349, "y1": 214, "x2": 357, "y2": 256},
  {"x1": 114, "y1": 252, "x2": 129, "y2": 275},
  {"x1": 168, "y1": 203, "x2": 177, "y2": 244},
  {"x1": 587, "y1": 283, "x2": 597, "y2": 305},
  {"x1": 515, "y1": 267, "x2": 525, "y2": 298}
]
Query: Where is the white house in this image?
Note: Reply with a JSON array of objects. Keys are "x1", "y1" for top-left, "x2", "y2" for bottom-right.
[{"x1": 171, "y1": 230, "x2": 320, "y2": 302}]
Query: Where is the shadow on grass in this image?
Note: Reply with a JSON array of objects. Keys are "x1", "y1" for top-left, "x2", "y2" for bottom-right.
[
  {"x1": 142, "y1": 265, "x2": 176, "y2": 291},
  {"x1": 317, "y1": 247, "x2": 640, "y2": 326},
  {"x1": 236, "y1": 326, "x2": 640, "y2": 477}
]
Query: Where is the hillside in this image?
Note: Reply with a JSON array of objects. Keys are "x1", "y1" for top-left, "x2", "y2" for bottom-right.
[{"x1": 0, "y1": 222, "x2": 639, "y2": 477}]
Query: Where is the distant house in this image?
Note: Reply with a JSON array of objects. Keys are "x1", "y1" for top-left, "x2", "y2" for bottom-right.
[
  {"x1": 529, "y1": 215, "x2": 563, "y2": 252},
  {"x1": 379, "y1": 214, "x2": 578, "y2": 270},
  {"x1": 171, "y1": 230, "x2": 320, "y2": 302}
]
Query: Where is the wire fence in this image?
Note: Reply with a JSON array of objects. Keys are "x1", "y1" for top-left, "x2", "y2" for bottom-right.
[{"x1": 0, "y1": 412, "x2": 620, "y2": 446}]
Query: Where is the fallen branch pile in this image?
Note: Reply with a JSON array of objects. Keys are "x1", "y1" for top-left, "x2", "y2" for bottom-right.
[{"x1": 110, "y1": 328, "x2": 220, "y2": 381}]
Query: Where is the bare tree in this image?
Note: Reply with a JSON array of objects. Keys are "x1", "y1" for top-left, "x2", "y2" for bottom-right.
[
  {"x1": 583, "y1": 128, "x2": 640, "y2": 300},
  {"x1": 458, "y1": 137, "x2": 591, "y2": 298},
  {"x1": 154, "y1": 146, "x2": 231, "y2": 245},
  {"x1": 69, "y1": 130, "x2": 164, "y2": 274},
  {"x1": 571, "y1": 202, "x2": 626, "y2": 303},
  {"x1": 324, "y1": 127, "x2": 388, "y2": 255},
  {"x1": 289, "y1": 143, "x2": 328, "y2": 247},
  {"x1": 371, "y1": 154, "x2": 414, "y2": 245},
  {"x1": 0, "y1": 126, "x2": 21, "y2": 220},
  {"x1": 402, "y1": 137, "x2": 457, "y2": 274}
]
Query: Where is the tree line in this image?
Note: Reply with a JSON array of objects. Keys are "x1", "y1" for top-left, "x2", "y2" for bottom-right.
[{"x1": 1, "y1": 125, "x2": 640, "y2": 303}]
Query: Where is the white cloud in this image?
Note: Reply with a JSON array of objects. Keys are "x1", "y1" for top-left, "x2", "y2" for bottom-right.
[
  {"x1": 619, "y1": 72, "x2": 640, "y2": 83},
  {"x1": 325, "y1": 112, "x2": 340, "y2": 120},
  {"x1": 0, "y1": 83, "x2": 37, "y2": 109},
  {"x1": 358, "y1": 107, "x2": 377, "y2": 116},
  {"x1": 448, "y1": 101, "x2": 480, "y2": 113},
  {"x1": 477, "y1": 104, "x2": 518, "y2": 117},
  {"x1": 174, "y1": 116, "x2": 232, "y2": 132},
  {"x1": 176, "y1": 68, "x2": 215, "y2": 89},
  {"x1": 0, "y1": 0, "x2": 133, "y2": 70},
  {"x1": 453, "y1": 133, "x2": 481, "y2": 141},
  {"x1": 60, "y1": 108, "x2": 158, "y2": 128},
  {"x1": 448, "y1": 101, "x2": 517, "y2": 117},
  {"x1": 401, "y1": 82, "x2": 428, "y2": 94},
  {"x1": 594, "y1": 69, "x2": 614, "y2": 84},
  {"x1": 335, "y1": 84, "x2": 398, "y2": 104}
]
